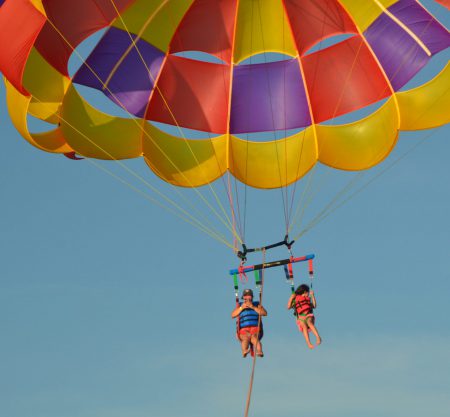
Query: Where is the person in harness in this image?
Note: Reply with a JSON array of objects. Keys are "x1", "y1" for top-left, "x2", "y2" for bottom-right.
[
  {"x1": 231, "y1": 289, "x2": 267, "y2": 358},
  {"x1": 287, "y1": 284, "x2": 322, "y2": 349}
]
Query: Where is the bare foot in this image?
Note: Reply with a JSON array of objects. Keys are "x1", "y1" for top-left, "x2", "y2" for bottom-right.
[
  {"x1": 307, "y1": 343, "x2": 314, "y2": 349},
  {"x1": 242, "y1": 348, "x2": 250, "y2": 358},
  {"x1": 256, "y1": 351, "x2": 264, "y2": 357},
  {"x1": 316, "y1": 338, "x2": 322, "y2": 346}
]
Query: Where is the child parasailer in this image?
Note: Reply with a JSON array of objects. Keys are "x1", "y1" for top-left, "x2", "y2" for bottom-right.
[{"x1": 287, "y1": 284, "x2": 322, "y2": 349}]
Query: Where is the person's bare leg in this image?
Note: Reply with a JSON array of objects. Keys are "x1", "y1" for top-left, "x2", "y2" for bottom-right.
[
  {"x1": 240, "y1": 334, "x2": 251, "y2": 357},
  {"x1": 251, "y1": 334, "x2": 263, "y2": 356},
  {"x1": 307, "y1": 318, "x2": 321, "y2": 345},
  {"x1": 299, "y1": 320, "x2": 314, "y2": 349}
]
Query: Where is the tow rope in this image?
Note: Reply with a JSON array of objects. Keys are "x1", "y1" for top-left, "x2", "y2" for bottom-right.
[{"x1": 243, "y1": 249, "x2": 266, "y2": 417}]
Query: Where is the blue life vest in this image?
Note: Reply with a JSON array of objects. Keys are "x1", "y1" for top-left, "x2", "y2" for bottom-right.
[{"x1": 239, "y1": 301, "x2": 260, "y2": 328}]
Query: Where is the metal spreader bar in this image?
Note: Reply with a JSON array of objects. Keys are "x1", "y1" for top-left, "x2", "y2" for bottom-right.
[{"x1": 229, "y1": 254, "x2": 314, "y2": 276}]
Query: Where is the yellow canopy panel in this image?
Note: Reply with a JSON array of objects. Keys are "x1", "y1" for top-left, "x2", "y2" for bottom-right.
[
  {"x1": 59, "y1": 85, "x2": 143, "y2": 160},
  {"x1": 5, "y1": 79, "x2": 71, "y2": 154}
]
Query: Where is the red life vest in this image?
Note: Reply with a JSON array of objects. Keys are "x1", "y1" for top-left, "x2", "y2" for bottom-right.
[{"x1": 295, "y1": 294, "x2": 312, "y2": 315}]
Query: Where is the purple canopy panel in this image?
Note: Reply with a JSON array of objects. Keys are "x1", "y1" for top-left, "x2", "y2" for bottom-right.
[
  {"x1": 389, "y1": 0, "x2": 450, "y2": 55},
  {"x1": 364, "y1": 0, "x2": 450, "y2": 91},
  {"x1": 365, "y1": 15, "x2": 427, "y2": 90},
  {"x1": 73, "y1": 27, "x2": 165, "y2": 118},
  {"x1": 230, "y1": 59, "x2": 311, "y2": 134}
]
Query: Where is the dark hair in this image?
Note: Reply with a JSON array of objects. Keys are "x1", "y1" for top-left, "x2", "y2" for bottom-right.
[{"x1": 295, "y1": 284, "x2": 310, "y2": 295}]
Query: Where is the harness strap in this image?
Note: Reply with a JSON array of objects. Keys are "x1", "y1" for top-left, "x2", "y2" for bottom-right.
[
  {"x1": 257, "y1": 269, "x2": 263, "y2": 339},
  {"x1": 283, "y1": 259, "x2": 295, "y2": 295},
  {"x1": 308, "y1": 259, "x2": 314, "y2": 289},
  {"x1": 254, "y1": 270, "x2": 262, "y2": 289},
  {"x1": 233, "y1": 273, "x2": 239, "y2": 300},
  {"x1": 233, "y1": 273, "x2": 240, "y2": 337},
  {"x1": 283, "y1": 262, "x2": 294, "y2": 280}
]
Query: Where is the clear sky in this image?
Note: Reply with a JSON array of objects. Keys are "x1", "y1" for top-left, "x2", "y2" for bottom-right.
[{"x1": 1, "y1": 2, "x2": 449, "y2": 417}]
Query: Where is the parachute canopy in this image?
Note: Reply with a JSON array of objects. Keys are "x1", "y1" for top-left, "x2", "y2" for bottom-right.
[{"x1": 0, "y1": 0, "x2": 449, "y2": 189}]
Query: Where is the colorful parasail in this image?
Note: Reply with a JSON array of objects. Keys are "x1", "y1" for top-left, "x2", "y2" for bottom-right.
[{"x1": 0, "y1": 0, "x2": 449, "y2": 190}]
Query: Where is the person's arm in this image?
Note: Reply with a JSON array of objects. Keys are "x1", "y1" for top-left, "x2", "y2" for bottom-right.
[
  {"x1": 231, "y1": 305, "x2": 243, "y2": 318},
  {"x1": 255, "y1": 303, "x2": 268, "y2": 316},
  {"x1": 287, "y1": 294, "x2": 295, "y2": 309},
  {"x1": 310, "y1": 290, "x2": 317, "y2": 308}
]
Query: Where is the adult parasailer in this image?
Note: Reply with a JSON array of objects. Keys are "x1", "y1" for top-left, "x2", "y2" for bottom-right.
[{"x1": 231, "y1": 288, "x2": 267, "y2": 358}]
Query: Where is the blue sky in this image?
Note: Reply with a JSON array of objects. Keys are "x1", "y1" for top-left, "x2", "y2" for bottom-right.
[{"x1": 1, "y1": 2, "x2": 450, "y2": 417}]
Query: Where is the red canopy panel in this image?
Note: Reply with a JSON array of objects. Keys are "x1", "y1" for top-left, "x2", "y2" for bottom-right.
[
  {"x1": 283, "y1": 0, "x2": 358, "y2": 56},
  {"x1": 170, "y1": 0, "x2": 238, "y2": 64},
  {"x1": 34, "y1": 0, "x2": 134, "y2": 76},
  {"x1": 302, "y1": 35, "x2": 391, "y2": 123},
  {"x1": 146, "y1": 55, "x2": 231, "y2": 134},
  {"x1": 434, "y1": 0, "x2": 449, "y2": 10},
  {"x1": 0, "y1": 0, "x2": 46, "y2": 94}
]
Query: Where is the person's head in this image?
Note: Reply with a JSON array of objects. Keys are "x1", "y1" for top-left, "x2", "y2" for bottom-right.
[
  {"x1": 295, "y1": 284, "x2": 310, "y2": 295},
  {"x1": 241, "y1": 288, "x2": 254, "y2": 302}
]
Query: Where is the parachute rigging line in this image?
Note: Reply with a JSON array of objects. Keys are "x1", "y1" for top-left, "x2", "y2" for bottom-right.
[
  {"x1": 28, "y1": 92, "x2": 234, "y2": 248},
  {"x1": 291, "y1": 10, "x2": 448, "y2": 240},
  {"x1": 283, "y1": 0, "x2": 331, "y2": 230},
  {"x1": 287, "y1": 0, "x2": 445, "y2": 238},
  {"x1": 282, "y1": 0, "x2": 364, "y2": 234},
  {"x1": 149, "y1": 0, "x2": 246, "y2": 246},
  {"x1": 43, "y1": 6, "x2": 242, "y2": 246},
  {"x1": 84, "y1": 159, "x2": 232, "y2": 246},
  {"x1": 109, "y1": 0, "x2": 243, "y2": 243},
  {"x1": 4, "y1": 0, "x2": 447, "y2": 252},
  {"x1": 285, "y1": 0, "x2": 438, "y2": 237},
  {"x1": 256, "y1": 0, "x2": 289, "y2": 232},
  {"x1": 227, "y1": 0, "x2": 246, "y2": 248},
  {"x1": 40, "y1": 9, "x2": 242, "y2": 247},
  {"x1": 294, "y1": 127, "x2": 444, "y2": 240},
  {"x1": 291, "y1": 170, "x2": 366, "y2": 235},
  {"x1": 283, "y1": 0, "x2": 335, "y2": 231}
]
